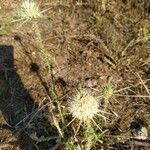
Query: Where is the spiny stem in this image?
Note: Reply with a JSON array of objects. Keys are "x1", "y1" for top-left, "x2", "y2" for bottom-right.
[
  {"x1": 32, "y1": 21, "x2": 64, "y2": 133},
  {"x1": 50, "y1": 67, "x2": 64, "y2": 124},
  {"x1": 32, "y1": 21, "x2": 51, "y2": 68}
]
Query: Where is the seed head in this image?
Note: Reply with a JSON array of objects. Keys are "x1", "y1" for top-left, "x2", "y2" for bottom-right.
[
  {"x1": 16, "y1": 0, "x2": 42, "y2": 21},
  {"x1": 68, "y1": 89, "x2": 99, "y2": 122}
]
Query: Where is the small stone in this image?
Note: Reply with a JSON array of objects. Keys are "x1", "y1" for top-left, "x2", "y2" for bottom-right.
[
  {"x1": 130, "y1": 119, "x2": 148, "y2": 140},
  {"x1": 132, "y1": 126, "x2": 148, "y2": 140}
]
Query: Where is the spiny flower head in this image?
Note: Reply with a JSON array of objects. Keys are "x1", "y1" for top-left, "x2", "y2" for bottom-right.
[
  {"x1": 102, "y1": 84, "x2": 115, "y2": 100},
  {"x1": 16, "y1": 0, "x2": 42, "y2": 21},
  {"x1": 68, "y1": 89, "x2": 99, "y2": 122}
]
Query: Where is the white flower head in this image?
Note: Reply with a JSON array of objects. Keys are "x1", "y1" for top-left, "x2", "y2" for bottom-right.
[
  {"x1": 68, "y1": 89, "x2": 99, "y2": 122},
  {"x1": 16, "y1": 0, "x2": 42, "y2": 21}
]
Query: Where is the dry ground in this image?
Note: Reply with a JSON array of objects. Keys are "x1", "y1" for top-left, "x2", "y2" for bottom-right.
[{"x1": 0, "y1": 0, "x2": 150, "y2": 149}]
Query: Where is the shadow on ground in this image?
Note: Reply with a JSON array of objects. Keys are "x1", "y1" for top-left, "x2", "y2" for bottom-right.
[{"x1": 0, "y1": 45, "x2": 59, "y2": 150}]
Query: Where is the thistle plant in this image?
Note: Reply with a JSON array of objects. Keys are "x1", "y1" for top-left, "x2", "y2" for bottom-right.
[
  {"x1": 15, "y1": 0, "x2": 43, "y2": 22},
  {"x1": 14, "y1": 0, "x2": 62, "y2": 138},
  {"x1": 68, "y1": 88, "x2": 108, "y2": 149},
  {"x1": 141, "y1": 27, "x2": 150, "y2": 40},
  {"x1": 69, "y1": 89, "x2": 99, "y2": 122},
  {"x1": 15, "y1": 0, "x2": 52, "y2": 69},
  {"x1": 68, "y1": 88, "x2": 107, "y2": 134},
  {"x1": 101, "y1": 84, "x2": 116, "y2": 112},
  {"x1": 102, "y1": 84, "x2": 115, "y2": 100},
  {"x1": 84, "y1": 126, "x2": 107, "y2": 150}
]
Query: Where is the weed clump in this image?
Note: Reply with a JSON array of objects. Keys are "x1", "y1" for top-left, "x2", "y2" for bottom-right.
[
  {"x1": 68, "y1": 88, "x2": 108, "y2": 149},
  {"x1": 15, "y1": 0, "x2": 53, "y2": 68}
]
